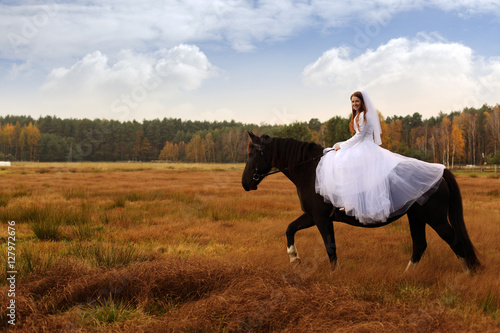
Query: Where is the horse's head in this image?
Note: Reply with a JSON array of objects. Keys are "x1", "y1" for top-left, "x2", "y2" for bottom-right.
[{"x1": 242, "y1": 132, "x2": 273, "y2": 191}]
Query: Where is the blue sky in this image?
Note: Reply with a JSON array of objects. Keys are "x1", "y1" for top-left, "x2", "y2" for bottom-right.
[{"x1": 0, "y1": 1, "x2": 499, "y2": 124}]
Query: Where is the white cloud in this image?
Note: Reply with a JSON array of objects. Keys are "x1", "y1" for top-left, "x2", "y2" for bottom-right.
[
  {"x1": 1, "y1": 1, "x2": 499, "y2": 122},
  {"x1": 428, "y1": 0, "x2": 500, "y2": 15},
  {"x1": 311, "y1": 0, "x2": 500, "y2": 27},
  {"x1": 1, "y1": 0, "x2": 498, "y2": 62},
  {"x1": 302, "y1": 35, "x2": 500, "y2": 116},
  {"x1": 0, "y1": 0, "x2": 313, "y2": 61},
  {"x1": 39, "y1": 44, "x2": 217, "y2": 120},
  {"x1": 42, "y1": 45, "x2": 216, "y2": 93}
]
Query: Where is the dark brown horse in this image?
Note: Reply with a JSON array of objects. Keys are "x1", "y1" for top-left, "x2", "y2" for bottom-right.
[{"x1": 241, "y1": 132, "x2": 480, "y2": 273}]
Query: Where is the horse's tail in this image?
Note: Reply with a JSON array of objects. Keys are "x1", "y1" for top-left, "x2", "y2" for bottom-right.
[{"x1": 443, "y1": 169, "x2": 481, "y2": 271}]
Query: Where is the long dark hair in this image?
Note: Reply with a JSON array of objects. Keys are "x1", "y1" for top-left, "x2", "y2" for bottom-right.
[{"x1": 349, "y1": 91, "x2": 367, "y2": 134}]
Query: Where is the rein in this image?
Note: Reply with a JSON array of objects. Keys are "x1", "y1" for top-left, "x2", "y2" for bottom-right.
[{"x1": 252, "y1": 146, "x2": 334, "y2": 182}]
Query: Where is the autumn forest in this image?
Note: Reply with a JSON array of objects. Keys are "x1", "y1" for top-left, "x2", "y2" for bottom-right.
[{"x1": 1, "y1": 103, "x2": 499, "y2": 166}]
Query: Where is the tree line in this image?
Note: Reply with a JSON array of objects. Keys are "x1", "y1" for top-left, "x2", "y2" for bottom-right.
[{"x1": 1, "y1": 103, "x2": 499, "y2": 166}]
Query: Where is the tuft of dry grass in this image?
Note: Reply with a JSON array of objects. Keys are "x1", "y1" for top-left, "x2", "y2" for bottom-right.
[{"x1": 0, "y1": 163, "x2": 499, "y2": 332}]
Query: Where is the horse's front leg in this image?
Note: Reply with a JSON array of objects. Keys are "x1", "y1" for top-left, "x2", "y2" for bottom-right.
[
  {"x1": 286, "y1": 213, "x2": 315, "y2": 264},
  {"x1": 314, "y1": 214, "x2": 338, "y2": 270}
]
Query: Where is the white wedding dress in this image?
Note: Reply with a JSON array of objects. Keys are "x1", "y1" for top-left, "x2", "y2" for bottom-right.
[{"x1": 315, "y1": 92, "x2": 445, "y2": 224}]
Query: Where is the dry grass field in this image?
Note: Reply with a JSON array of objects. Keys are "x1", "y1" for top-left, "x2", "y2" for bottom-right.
[{"x1": 0, "y1": 162, "x2": 499, "y2": 332}]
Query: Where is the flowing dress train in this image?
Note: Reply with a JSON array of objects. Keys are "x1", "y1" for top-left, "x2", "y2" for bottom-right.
[{"x1": 315, "y1": 110, "x2": 445, "y2": 224}]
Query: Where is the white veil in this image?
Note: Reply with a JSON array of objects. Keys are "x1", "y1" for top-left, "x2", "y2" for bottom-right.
[{"x1": 360, "y1": 90, "x2": 382, "y2": 145}]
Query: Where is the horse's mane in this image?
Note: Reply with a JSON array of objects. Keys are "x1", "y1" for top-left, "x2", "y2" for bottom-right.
[{"x1": 269, "y1": 136, "x2": 324, "y2": 172}]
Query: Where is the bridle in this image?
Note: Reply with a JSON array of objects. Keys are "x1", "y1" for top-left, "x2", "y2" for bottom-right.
[
  {"x1": 251, "y1": 144, "x2": 270, "y2": 182},
  {"x1": 250, "y1": 143, "x2": 333, "y2": 183}
]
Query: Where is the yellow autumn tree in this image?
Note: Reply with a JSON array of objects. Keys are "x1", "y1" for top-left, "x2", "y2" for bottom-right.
[
  {"x1": 186, "y1": 134, "x2": 203, "y2": 162},
  {"x1": 415, "y1": 136, "x2": 426, "y2": 151},
  {"x1": 159, "y1": 141, "x2": 179, "y2": 161},
  {"x1": 450, "y1": 121, "x2": 465, "y2": 168},
  {"x1": 0, "y1": 123, "x2": 16, "y2": 155},
  {"x1": 25, "y1": 122, "x2": 41, "y2": 161},
  {"x1": 386, "y1": 119, "x2": 402, "y2": 151},
  {"x1": 379, "y1": 112, "x2": 390, "y2": 149},
  {"x1": 204, "y1": 133, "x2": 215, "y2": 162}
]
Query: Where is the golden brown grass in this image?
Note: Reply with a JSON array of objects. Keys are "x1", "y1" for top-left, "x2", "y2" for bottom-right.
[{"x1": 0, "y1": 163, "x2": 499, "y2": 332}]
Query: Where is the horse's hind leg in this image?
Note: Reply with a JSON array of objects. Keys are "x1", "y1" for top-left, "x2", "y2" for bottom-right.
[
  {"x1": 314, "y1": 214, "x2": 338, "y2": 270},
  {"x1": 406, "y1": 213, "x2": 427, "y2": 271},
  {"x1": 426, "y1": 211, "x2": 471, "y2": 273},
  {"x1": 286, "y1": 213, "x2": 315, "y2": 264}
]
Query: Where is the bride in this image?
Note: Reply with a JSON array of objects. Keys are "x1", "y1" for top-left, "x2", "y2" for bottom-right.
[{"x1": 315, "y1": 90, "x2": 445, "y2": 224}]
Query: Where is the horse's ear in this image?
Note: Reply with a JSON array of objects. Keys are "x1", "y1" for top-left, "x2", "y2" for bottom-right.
[{"x1": 248, "y1": 131, "x2": 260, "y2": 144}]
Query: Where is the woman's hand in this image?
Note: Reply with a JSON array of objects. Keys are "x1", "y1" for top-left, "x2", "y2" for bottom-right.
[{"x1": 334, "y1": 145, "x2": 340, "y2": 151}]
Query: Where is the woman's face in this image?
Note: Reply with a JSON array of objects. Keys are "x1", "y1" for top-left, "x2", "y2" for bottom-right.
[{"x1": 351, "y1": 96, "x2": 362, "y2": 112}]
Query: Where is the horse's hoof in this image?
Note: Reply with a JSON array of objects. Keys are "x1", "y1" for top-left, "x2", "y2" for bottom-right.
[
  {"x1": 290, "y1": 257, "x2": 301, "y2": 265},
  {"x1": 331, "y1": 260, "x2": 339, "y2": 271},
  {"x1": 459, "y1": 257, "x2": 472, "y2": 275},
  {"x1": 405, "y1": 260, "x2": 417, "y2": 272}
]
